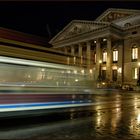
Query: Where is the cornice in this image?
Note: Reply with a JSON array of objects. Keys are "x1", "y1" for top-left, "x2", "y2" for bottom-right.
[
  {"x1": 123, "y1": 24, "x2": 140, "y2": 31},
  {"x1": 112, "y1": 13, "x2": 140, "y2": 23}
]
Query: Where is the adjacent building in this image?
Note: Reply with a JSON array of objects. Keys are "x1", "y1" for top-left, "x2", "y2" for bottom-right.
[{"x1": 50, "y1": 8, "x2": 140, "y2": 86}]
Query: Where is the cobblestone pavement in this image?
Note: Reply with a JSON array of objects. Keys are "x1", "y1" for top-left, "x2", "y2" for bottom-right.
[{"x1": 0, "y1": 91, "x2": 140, "y2": 140}]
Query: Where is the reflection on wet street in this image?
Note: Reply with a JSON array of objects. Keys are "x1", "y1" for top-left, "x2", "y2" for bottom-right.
[{"x1": 1, "y1": 90, "x2": 140, "y2": 139}]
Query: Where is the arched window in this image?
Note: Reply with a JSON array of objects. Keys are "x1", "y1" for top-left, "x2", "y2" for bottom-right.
[
  {"x1": 102, "y1": 50, "x2": 107, "y2": 63},
  {"x1": 113, "y1": 49, "x2": 118, "y2": 62},
  {"x1": 132, "y1": 45, "x2": 138, "y2": 61}
]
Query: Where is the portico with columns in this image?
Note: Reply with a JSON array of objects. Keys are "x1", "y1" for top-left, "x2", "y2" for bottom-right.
[{"x1": 50, "y1": 8, "x2": 140, "y2": 86}]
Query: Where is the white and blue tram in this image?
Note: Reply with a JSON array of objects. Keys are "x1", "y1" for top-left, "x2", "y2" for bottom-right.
[{"x1": 0, "y1": 56, "x2": 93, "y2": 117}]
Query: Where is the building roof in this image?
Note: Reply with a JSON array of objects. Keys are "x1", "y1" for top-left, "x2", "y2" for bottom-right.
[{"x1": 50, "y1": 8, "x2": 140, "y2": 45}]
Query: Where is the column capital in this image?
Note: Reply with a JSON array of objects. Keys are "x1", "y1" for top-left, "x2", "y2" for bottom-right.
[
  {"x1": 78, "y1": 43, "x2": 83, "y2": 46},
  {"x1": 71, "y1": 44, "x2": 75, "y2": 48}
]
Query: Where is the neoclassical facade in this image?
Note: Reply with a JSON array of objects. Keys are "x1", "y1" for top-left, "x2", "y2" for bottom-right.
[{"x1": 50, "y1": 8, "x2": 140, "y2": 86}]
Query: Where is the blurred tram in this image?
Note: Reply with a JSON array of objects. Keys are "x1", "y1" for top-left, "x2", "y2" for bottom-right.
[{"x1": 0, "y1": 56, "x2": 93, "y2": 118}]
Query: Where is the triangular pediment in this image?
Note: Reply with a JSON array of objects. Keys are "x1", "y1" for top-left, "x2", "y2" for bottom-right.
[
  {"x1": 96, "y1": 8, "x2": 140, "y2": 22},
  {"x1": 50, "y1": 20, "x2": 109, "y2": 43}
]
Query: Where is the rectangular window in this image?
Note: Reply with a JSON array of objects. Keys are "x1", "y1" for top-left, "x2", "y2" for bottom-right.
[
  {"x1": 132, "y1": 47, "x2": 138, "y2": 60},
  {"x1": 103, "y1": 52, "x2": 107, "y2": 63},
  {"x1": 113, "y1": 50, "x2": 118, "y2": 62},
  {"x1": 132, "y1": 68, "x2": 138, "y2": 79}
]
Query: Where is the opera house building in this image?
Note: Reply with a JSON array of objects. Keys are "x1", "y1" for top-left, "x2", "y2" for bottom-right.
[{"x1": 50, "y1": 8, "x2": 140, "y2": 87}]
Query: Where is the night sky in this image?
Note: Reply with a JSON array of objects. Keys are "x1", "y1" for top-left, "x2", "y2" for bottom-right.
[{"x1": 0, "y1": 1, "x2": 140, "y2": 39}]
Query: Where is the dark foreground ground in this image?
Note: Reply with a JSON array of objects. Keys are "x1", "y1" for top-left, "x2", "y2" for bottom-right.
[{"x1": 0, "y1": 90, "x2": 140, "y2": 140}]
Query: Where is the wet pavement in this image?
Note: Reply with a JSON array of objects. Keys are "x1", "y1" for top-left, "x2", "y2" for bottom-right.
[{"x1": 1, "y1": 90, "x2": 140, "y2": 140}]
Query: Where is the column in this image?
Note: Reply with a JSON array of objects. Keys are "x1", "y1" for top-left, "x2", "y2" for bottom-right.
[
  {"x1": 71, "y1": 45, "x2": 75, "y2": 65},
  {"x1": 96, "y1": 38, "x2": 101, "y2": 80},
  {"x1": 78, "y1": 43, "x2": 82, "y2": 65},
  {"x1": 71, "y1": 45, "x2": 75, "y2": 56},
  {"x1": 106, "y1": 37, "x2": 112, "y2": 81},
  {"x1": 67, "y1": 46, "x2": 71, "y2": 65},
  {"x1": 86, "y1": 41, "x2": 91, "y2": 69},
  {"x1": 64, "y1": 47, "x2": 68, "y2": 54},
  {"x1": 118, "y1": 40, "x2": 124, "y2": 85}
]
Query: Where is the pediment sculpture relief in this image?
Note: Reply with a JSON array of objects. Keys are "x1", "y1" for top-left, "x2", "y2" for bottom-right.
[
  {"x1": 101, "y1": 12, "x2": 130, "y2": 22},
  {"x1": 55, "y1": 23, "x2": 105, "y2": 41},
  {"x1": 68, "y1": 26, "x2": 82, "y2": 35},
  {"x1": 66, "y1": 24, "x2": 96, "y2": 38}
]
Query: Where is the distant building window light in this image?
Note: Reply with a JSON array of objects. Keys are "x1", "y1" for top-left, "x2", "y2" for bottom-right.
[{"x1": 132, "y1": 45, "x2": 138, "y2": 61}]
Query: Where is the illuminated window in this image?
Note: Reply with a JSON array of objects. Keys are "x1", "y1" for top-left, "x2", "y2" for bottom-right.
[
  {"x1": 132, "y1": 68, "x2": 138, "y2": 79},
  {"x1": 113, "y1": 49, "x2": 118, "y2": 62},
  {"x1": 102, "y1": 50, "x2": 107, "y2": 63},
  {"x1": 132, "y1": 45, "x2": 138, "y2": 61}
]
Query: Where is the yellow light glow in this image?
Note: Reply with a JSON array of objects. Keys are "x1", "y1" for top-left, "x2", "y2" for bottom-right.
[
  {"x1": 81, "y1": 69, "x2": 84, "y2": 74},
  {"x1": 89, "y1": 69, "x2": 93, "y2": 74},
  {"x1": 67, "y1": 70, "x2": 71, "y2": 73},
  {"x1": 117, "y1": 67, "x2": 122, "y2": 73},
  {"x1": 137, "y1": 113, "x2": 140, "y2": 123},
  {"x1": 74, "y1": 70, "x2": 77, "y2": 74},
  {"x1": 99, "y1": 60, "x2": 102, "y2": 64},
  {"x1": 103, "y1": 38, "x2": 107, "y2": 41},
  {"x1": 102, "y1": 82, "x2": 105, "y2": 85},
  {"x1": 112, "y1": 66, "x2": 117, "y2": 70}
]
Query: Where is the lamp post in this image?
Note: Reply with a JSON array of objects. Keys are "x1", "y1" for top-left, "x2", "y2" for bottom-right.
[
  {"x1": 138, "y1": 62, "x2": 140, "y2": 86},
  {"x1": 98, "y1": 60, "x2": 102, "y2": 81}
]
